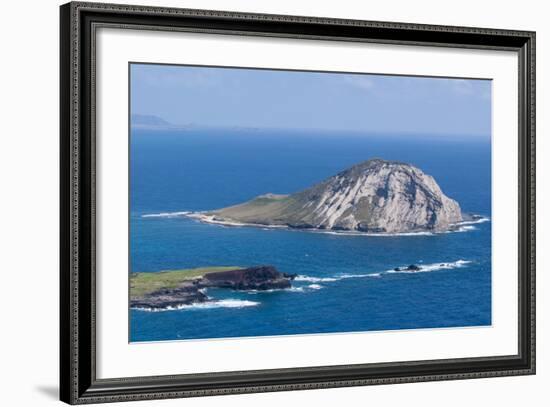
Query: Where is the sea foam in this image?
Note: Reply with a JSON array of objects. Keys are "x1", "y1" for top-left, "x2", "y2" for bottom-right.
[
  {"x1": 245, "y1": 284, "x2": 322, "y2": 294},
  {"x1": 296, "y1": 272, "x2": 382, "y2": 283},
  {"x1": 142, "y1": 211, "x2": 191, "y2": 218},
  {"x1": 454, "y1": 217, "x2": 490, "y2": 226},
  {"x1": 132, "y1": 299, "x2": 259, "y2": 312},
  {"x1": 294, "y1": 275, "x2": 339, "y2": 283},
  {"x1": 295, "y1": 259, "x2": 472, "y2": 283},
  {"x1": 386, "y1": 259, "x2": 472, "y2": 274}
]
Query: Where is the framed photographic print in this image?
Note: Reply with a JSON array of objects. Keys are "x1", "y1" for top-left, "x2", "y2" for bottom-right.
[{"x1": 60, "y1": 1, "x2": 536, "y2": 404}]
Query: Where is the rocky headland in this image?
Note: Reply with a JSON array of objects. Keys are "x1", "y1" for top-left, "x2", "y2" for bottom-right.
[{"x1": 130, "y1": 265, "x2": 296, "y2": 310}]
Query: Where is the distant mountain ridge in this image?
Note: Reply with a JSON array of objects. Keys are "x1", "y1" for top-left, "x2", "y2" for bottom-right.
[
  {"x1": 193, "y1": 158, "x2": 463, "y2": 234},
  {"x1": 131, "y1": 114, "x2": 173, "y2": 128}
]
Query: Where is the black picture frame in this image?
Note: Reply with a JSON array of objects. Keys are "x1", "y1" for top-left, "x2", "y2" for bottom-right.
[{"x1": 60, "y1": 2, "x2": 536, "y2": 404}]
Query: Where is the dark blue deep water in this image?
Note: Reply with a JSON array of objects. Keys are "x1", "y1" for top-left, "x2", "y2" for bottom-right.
[{"x1": 130, "y1": 128, "x2": 491, "y2": 342}]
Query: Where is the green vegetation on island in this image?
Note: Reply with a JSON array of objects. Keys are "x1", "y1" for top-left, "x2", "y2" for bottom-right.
[{"x1": 130, "y1": 266, "x2": 243, "y2": 298}]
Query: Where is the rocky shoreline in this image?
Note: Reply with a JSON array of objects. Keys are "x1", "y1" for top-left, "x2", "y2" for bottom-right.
[
  {"x1": 131, "y1": 266, "x2": 296, "y2": 310},
  {"x1": 186, "y1": 212, "x2": 487, "y2": 235}
]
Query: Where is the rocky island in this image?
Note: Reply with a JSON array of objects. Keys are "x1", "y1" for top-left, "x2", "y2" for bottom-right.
[
  {"x1": 189, "y1": 158, "x2": 463, "y2": 234},
  {"x1": 130, "y1": 265, "x2": 296, "y2": 310}
]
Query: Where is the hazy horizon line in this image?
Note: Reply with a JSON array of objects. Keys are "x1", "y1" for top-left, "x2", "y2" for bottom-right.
[{"x1": 130, "y1": 118, "x2": 491, "y2": 141}]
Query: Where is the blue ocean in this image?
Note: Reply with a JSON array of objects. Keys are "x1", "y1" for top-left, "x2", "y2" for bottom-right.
[{"x1": 129, "y1": 128, "x2": 491, "y2": 342}]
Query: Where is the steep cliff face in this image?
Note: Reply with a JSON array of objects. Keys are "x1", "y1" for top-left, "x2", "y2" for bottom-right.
[
  {"x1": 200, "y1": 266, "x2": 295, "y2": 290},
  {"x1": 205, "y1": 159, "x2": 463, "y2": 233}
]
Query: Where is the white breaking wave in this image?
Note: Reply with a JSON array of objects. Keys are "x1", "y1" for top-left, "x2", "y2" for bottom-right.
[
  {"x1": 295, "y1": 260, "x2": 472, "y2": 284},
  {"x1": 443, "y1": 225, "x2": 477, "y2": 234},
  {"x1": 339, "y1": 272, "x2": 382, "y2": 279},
  {"x1": 287, "y1": 286, "x2": 305, "y2": 292},
  {"x1": 453, "y1": 217, "x2": 490, "y2": 226},
  {"x1": 386, "y1": 259, "x2": 472, "y2": 274},
  {"x1": 142, "y1": 211, "x2": 191, "y2": 218},
  {"x1": 441, "y1": 217, "x2": 490, "y2": 233},
  {"x1": 455, "y1": 225, "x2": 477, "y2": 233},
  {"x1": 246, "y1": 285, "x2": 323, "y2": 294},
  {"x1": 294, "y1": 275, "x2": 339, "y2": 283},
  {"x1": 246, "y1": 286, "x2": 311, "y2": 293},
  {"x1": 296, "y1": 272, "x2": 381, "y2": 283},
  {"x1": 132, "y1": 299, "x2": 259, "y2": 312},
  {"x1": 243, "y1": 283, "x2": 328, "y2": 294},
  {"x1": 313, "y1": 230, "x2": 435, "y2": 237},
  {"x1": 187, "y1": 213, "x2": 288, "y2": 229}
]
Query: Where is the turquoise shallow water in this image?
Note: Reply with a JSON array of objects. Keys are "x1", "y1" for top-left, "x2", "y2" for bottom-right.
[{"x1": 129, "y1": 129, "x2": 491, "y2": 342}]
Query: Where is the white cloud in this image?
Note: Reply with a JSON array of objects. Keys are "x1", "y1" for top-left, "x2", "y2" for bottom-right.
[
  {"x1": 342, "y1": 76, "x2": 375, "y2": 91},
  {"x1": 438, "y1": 78, "x2": 492, "y2": 100},
  {"x1": 450, "y1": 79, "x2": 475, "y2": 95}
]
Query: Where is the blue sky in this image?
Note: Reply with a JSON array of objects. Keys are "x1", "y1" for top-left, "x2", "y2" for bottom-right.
[{"x1": 130, "y1": 63, "x2": 491, "y2": 137}]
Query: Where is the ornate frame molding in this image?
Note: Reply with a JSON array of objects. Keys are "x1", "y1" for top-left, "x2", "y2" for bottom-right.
[{"x1": 60, "y1": 2, "x2": 535, "y2": 404}]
